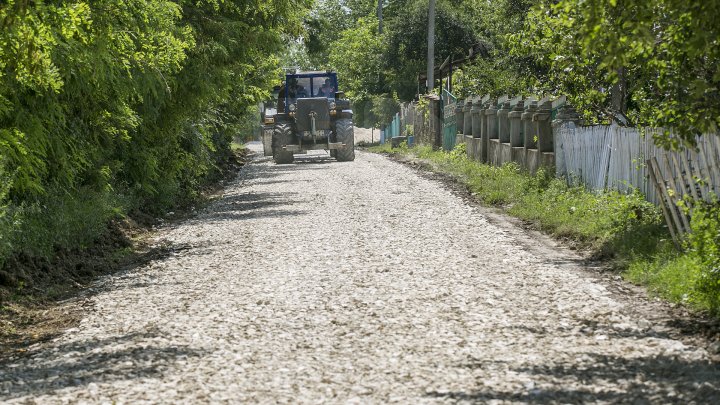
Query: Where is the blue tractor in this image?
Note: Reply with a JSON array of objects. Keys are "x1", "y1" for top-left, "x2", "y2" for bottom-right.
[{"x1": 265, "y1": 71, "x2": 354, "y2": 163}]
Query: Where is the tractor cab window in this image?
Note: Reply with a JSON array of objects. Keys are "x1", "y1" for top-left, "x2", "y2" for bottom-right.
[
  {"x1": 312, "y1": 76, "x2": 336, "y2": 98},
  {"x1": 287, "y1": 77, "x2": 310, "y2": 101}
]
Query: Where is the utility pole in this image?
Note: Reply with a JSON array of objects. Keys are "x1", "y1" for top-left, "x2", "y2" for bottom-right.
[
  {"x1": 377, "y1": 0, "x2": 383, "y2": 34},
  {"x1": 427, "y1": 0, "x2": 436, "y2": 93}
]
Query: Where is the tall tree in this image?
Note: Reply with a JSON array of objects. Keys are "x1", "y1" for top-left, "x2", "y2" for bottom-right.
[
  {"x1": 514, "y1": 0, "x2": 720, "y2": 147},
  {"x1": 382, "y1": 0, "x2": 477, "y2": 100},
  {"x1": 0, "y1": 0, "x2": 312, "y2": 263},
  {"x1": 304, "y1": 0, "x2": 377, "y2": 68}
]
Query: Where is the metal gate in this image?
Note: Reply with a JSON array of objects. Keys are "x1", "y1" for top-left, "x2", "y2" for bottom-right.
[{"x1": 441, "y1": 89, "x2": 457, "y2": 151}]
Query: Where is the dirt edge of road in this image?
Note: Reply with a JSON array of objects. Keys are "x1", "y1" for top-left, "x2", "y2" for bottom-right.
[
  {"x1": 0, "y1": 149, "x2": 250, "y2": 359},
  {"x1": 375, "y1": 150, "x2": 720, "y2": 357}
]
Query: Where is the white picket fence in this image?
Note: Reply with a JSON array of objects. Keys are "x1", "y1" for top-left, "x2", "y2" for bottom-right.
[{"x1": 555, "y1": 124, "x2": 720, "y2": 206}]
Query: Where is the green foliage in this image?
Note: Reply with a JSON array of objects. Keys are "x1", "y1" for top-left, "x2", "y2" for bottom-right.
[
  {"x1": 0, "y1": 160, "x2": 17, "y2": 264},
  {"x1": 452, "y1": 0, "x2": 538, "y2": 99},
  {"x1": 383, "y1": 0, "x2": 477, "y2": 100},
  {"x1": 449, "y1": 142, "x2": 466, "y2": 160},
  {"x1": 327, "y1": 14, "x2": 395, "y2": 128},
  {"x1": 312, "y1": 0, "x2": 479, "y2": 126},
  {"x1": 686, "y1": 201, "x2": 720, "y2": 310},
  {"x1": 626, "y1": 254, "x2": 701, "y2": 306},
  {"x1": 370, "y1": 95, "x2": 400, "y2": 127},
  {"x1": 305, "y1": 0, "x2": 376, "y2": 68},
  {"x1": 368, "y1": 142, "x2": 394, "y2": 154},
  {"x1": 329, "y1": 17, "x2": 384, "y2": 99},
  {"x1": 513, "y1": 0, "x2": 720, "y2": 147},
  {"x1": 0, "y1": 0, "x2": 310, "y2": 265},
  {"x1": 627, "y1": 199, "x2": 720, "y2": 314},
  {"x1": 278, "y1": 38, "x2": 313, "y2": 71},
  {"x1": 11, "y1": 188, "x2": 125, "y2": 258}
]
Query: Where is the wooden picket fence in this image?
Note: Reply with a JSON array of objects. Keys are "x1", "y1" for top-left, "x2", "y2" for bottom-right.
[
  {"x1": 648, "y1": 136, "x2": 720, "y2": 246},
  {"x1": 555, "y1": 124, "x2": 720, "y2": 246}
]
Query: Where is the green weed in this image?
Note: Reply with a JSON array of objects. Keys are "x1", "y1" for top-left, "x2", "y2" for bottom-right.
[
  {"x1": 231, "y1": 141, "x2": 246, "y2": 152},
  {"x1": 0, "y1": 187, "x2": 126, "y2": 267},
  {"x1": 626, "y1": 254, "x2": 700, "y2": 305}
]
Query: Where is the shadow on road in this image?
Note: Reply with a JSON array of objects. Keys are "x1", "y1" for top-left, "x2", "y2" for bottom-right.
[
  {"x1": 0, "y1": 332, "x2": 205, "y2": 400},
  {"x1": 200, "y1": 191, "x2": 308, "y2": 223},
  {"x1": 241, "y1": 160, "x2": 331, "y2": 181},
  {"x1": 428, "y1": 352, "x2": 720, "y2": 403}
]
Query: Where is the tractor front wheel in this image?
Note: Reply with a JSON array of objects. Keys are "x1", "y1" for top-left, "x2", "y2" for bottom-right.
[
  {"x1": 335, "y1": 119, "x2": 355, "y2": 162},
  {"x1": 272, "y1": 123, "x2": 294, "y2": 164}
]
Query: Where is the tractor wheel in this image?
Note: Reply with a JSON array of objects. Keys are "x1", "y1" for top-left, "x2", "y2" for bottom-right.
[
  {"x1": 272, "y1": 123, "x2": 294, "y2": 164},
  {"x1": 335, "y1": 119, "x2": 355, "y2": 162},
  {"x1": 330, "y1": 150, "x2": 337, "y2": 158}
]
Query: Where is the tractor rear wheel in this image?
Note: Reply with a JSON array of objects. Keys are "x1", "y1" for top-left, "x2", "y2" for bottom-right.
[
  {"x1": 272, "y1": 123, "x2": 294, "y2": 164},
  {"x1": 335, "y1": 119, "x2": 355, "y2": 162}
]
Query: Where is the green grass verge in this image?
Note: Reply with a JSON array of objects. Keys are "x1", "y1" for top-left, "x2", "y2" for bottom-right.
[
  {"x1": 370, "y1": 142, "x2": 720, "y2": 315},
  {"x1": 231, "y1": 140, "x2": 246, "y2": 152},
  {"x1": 0, "y1": 188, "x2": 126, "y2": 261}
]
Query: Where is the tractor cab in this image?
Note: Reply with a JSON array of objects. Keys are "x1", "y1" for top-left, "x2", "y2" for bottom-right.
[{"x1": 281, "y1": 72, "x2": 339, "y2": 114}]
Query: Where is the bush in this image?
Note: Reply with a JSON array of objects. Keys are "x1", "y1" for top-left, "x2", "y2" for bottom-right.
[
  {"x1": 0, "y1": 1, "x2": 307, "y2": 270},
  {"x1": 449, "y1": 142, "x2": 467, "y2": 160},
  {"x1": 0, "y1": 163, "x2": 16, "y2": 267},
  {"x1": 626, "y1": 199, "x2": 720, "y2": 314},
  {"x1": 0, "y1": 187, "x2": 125, "y2": 268},
  {"x1": 687, "y1": 201, "x2": 720, "y2": 310}
]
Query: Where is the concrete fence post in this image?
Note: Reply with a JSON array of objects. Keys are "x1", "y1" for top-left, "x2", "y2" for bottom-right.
[
  {"x1": 534, "y1": 100, "x2": 554, "y2": 153},
  {"x1": 485, "y1": 101, "x2": 498, "y2": 165},
  {"x1": 522, "y1": 101, "x2": 538, "y2": 149},
  {"x1": 456, "y1": 99, "x2": 465, "y2": 135},
  {"x1": 471, "y1": 98, "x2": 482, "y2": 138},
  {"x1": 481, "y1": 101, "x2": 492, "y2": 163},
  {"x1": 497, "y1": 101, "x2": 511, "y2": 144},
  {"x1": 485, "y1": 102, "x2": 498, "y2": 141},
  {"x1": 463, "y1": 99, "x2": 473, "y2": 137},
  {"x1": 468, "y1": 98, "x2": 481, "y2": 162},
  {"x1": 478, "y1": 102, "x2": 487, "y2": 142},
  {"x1": 552, "y1": 103, "x2": 581, "y2": 129},
  {"x1": 469, "y1": 98, "x2": 481, "y2": 161},
  {"x1": 509, "y1": 100, "x2": 525, "y2": 147}
]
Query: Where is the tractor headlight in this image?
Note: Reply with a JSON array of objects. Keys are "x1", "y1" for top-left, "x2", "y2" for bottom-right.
[{"x1": 288, "y1": 103, "x2": 296, "y2": 112}]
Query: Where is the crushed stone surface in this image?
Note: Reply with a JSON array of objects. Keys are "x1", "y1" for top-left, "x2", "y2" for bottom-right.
[{"x1": 1, "y1": 142, "x2": 719, "y2": 403}]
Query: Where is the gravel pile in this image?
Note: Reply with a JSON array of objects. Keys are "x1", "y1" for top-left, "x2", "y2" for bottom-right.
[
  {"x1": 1, "y1": 143, "x2": 718, "y2": 403},
  {"x1": 352, "y1": 127, "x2": 378, "y2": 144}
]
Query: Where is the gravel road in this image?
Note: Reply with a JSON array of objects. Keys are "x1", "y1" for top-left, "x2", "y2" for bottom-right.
[{"x1": 2, "y1": 142, "x2": 719, "y2": 403}]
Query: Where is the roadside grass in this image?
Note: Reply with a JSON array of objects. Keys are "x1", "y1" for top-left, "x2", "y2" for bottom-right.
[
  {"x1": 0, "y1": 185, "x2": 133, "y2": 306},
  {"x1": 231, "y1": 140, "x2": 246, "y2": 152},
  {"x1": 1, "y1": 188, "x2": 126, "y2": 263},
  {"x1": 369, "y1": 142, "x2": 720, "y2": 315},
  {"x1": 628, "y1": 200, "x2": 720, "y2": 312}
]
